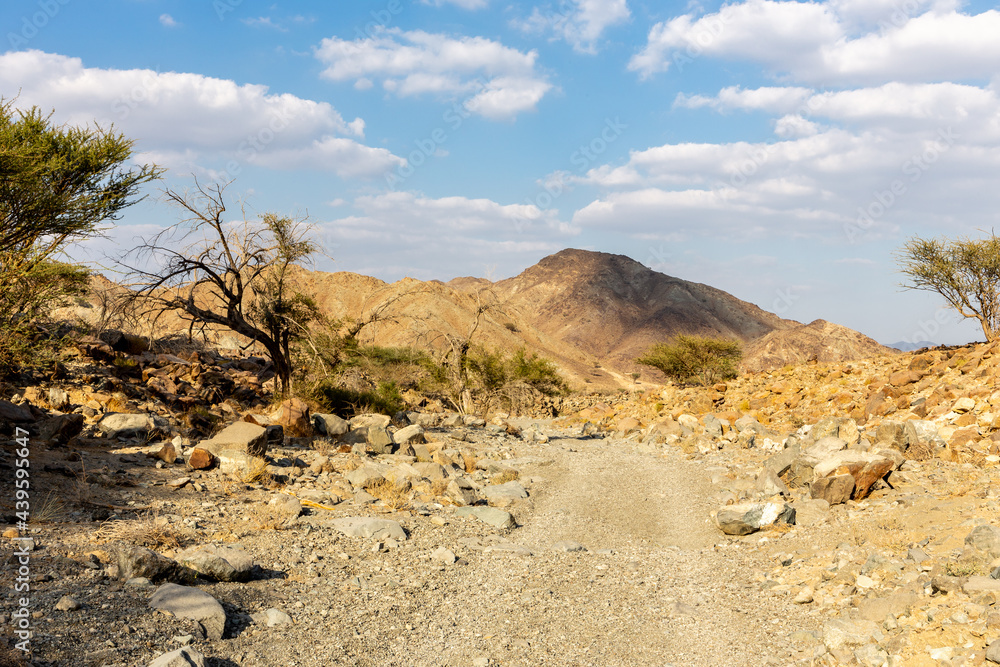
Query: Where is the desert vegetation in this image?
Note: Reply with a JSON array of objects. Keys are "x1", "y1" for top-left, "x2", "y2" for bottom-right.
[{"x1": 636, "y1": 334, "x2": 743, "y2": 386}]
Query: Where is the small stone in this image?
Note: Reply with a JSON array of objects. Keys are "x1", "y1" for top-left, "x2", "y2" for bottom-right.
[
  {"x1": 987, "y1": 639, "x2": 1000, "y2": 665},
  {"x1": 2, "y1": 528, "x2": 19, "y2": 539},
  {"x1": 55, "y1": 596, "x2": 81, "y2": 612},
  {"x1": 166, "y1": 477, "x2": 190, "y2": 489},
  {"x1": 794, "y1": 587, "x2": 814, "y2": 604},
  {"x1": 330, "y1": 517, "x2": 407, "y2": 541},
  {"x1": 250, "y1": 608, "x2": 292, "y2": 627},
  {"x1": 432, "y1": 547, "x2": 457, "y2": 564},
  {"x1": 552, "y1": 541, "x2": 587, "y2": 553},
  {"x1": 156, "y1": 443, "x2": 178, "y2": 464},
  {"x1": 455, "y1": 506, "x2": 516, "y2": 530},
  {"x1": 186, "y1": 448, "x2": 215, "y2": 470}
]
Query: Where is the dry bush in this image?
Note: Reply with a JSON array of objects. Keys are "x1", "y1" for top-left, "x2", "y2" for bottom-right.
[
  {"x1": 30, "y1": 491, "x2": 66, "y2": 524},
  {"x1": 240, "y1": 457, "x2": 274, "y2": 485},
  {"x1": 945, "y1": 552, "x2": 989, "y2": 577},
  {"x1": 244, "y1": 505, "x2": 294, "y2": 531},
  {"x1": 95, "y1": 515, "x2": 194, "y2": 550},
  {"x1": 849, "y1": 515, "x2": 911, "y2": 553},
  {"x1": 430, "y1": 479, "x2": 450, "y2": 497},
  {"x1": 461, "y1": 451, "x2": 478, "y2": 474},
  {"x1": 492, "y1": 469, "x2": 520, "y2": 484},
  {"x1": 368, "y1": 479, "x2": 411, "y2": 511}
]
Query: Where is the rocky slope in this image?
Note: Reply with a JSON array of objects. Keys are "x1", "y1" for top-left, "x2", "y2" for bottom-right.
[{"x1": 70, "y1": 249, "x2": 892, "y2": 390}]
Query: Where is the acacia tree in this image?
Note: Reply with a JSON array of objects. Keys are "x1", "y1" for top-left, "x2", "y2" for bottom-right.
[
  {"x1": 0, "y1": 100, "x2": 160, "y2": 330},
  {"x1": 897, "y1": 234, "x2": 1000, "y2": 342},
  {"x1": 637, "y1": 335, "x2": 742, "y2": 386},
  {"x1": 121, "y1": 181, "x2": 318, "y2": 394}
]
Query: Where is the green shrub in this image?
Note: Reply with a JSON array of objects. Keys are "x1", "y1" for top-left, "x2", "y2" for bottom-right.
[
  {"x1": 308, "y1": 379, "x2": 405, "y2": 417},
  {"x1": 636, "y1": 335, "x2": 742, "y2": 386}
]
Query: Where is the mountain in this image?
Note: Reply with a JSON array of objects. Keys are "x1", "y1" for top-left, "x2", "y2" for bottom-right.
[
  {"x1": 743, "y1": 319, "x2": 898, "y2": 373},
  {"x1": 885, "y1": 340, "x2": 937, "y2": 352},
  {"x1": 77, "y1": 249, "x2": 895, "y2": 388}
]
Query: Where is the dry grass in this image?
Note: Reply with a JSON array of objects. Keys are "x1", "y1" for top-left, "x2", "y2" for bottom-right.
[
  {"x1": 368, "y1": 479, "x2": 411, "y2": 510},
  {"x1": 945, "y1": 553, "x2": 989, "y2": 577},
  {"x1": 240, "y1": 457, "x2": 274, "y2": 486},
  {"x1": 492, "y1": 469, "x2": 520, "y2": 484},
  {"x1": 430, "y1": 479, "x2": 450, "y2": 498},
  {"x1": 95, "y1": 514, "x2": 194, "y2": 550},
  {"x1": 244, "y1": 505, "x2": 294, "y2": 531},
  {"x1": 848, "y1": 515, "x2": 911, "y2": 553},
  {"x1": 30, "y1": 491, "x2": 66, "y2": 524},
  {"x1": 461, "y1": 451, "x2": 478, "y2": 474}
]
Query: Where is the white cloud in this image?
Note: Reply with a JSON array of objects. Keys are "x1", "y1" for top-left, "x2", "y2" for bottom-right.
[
  {"x1": 674, "y1": 86, "x2": 813, "y2": 113},
  {"x1": 629, "y1": 1, "x2": 1000, "y2": 85},
  {"x1": 514, "y1": 0, "x2": 631, "y2": 54},
  {"x1": 158, "y1": 14, "x2": 179, "y2": 28},
  {"x1": 316, "y1": 191, "x2": 573, "y2": 278},
  {"x1": 0, "y1": 50, "x2": 403, "y2": 179},
  {"x1": 315, "y1": 28, "x2": 552, "y2": 119},
  {"x1": 242, "y1": 17, "x2": 288, "y2": 32}
]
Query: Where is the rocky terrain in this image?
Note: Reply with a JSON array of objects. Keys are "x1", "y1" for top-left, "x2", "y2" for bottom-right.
[
  {"x1": 69, "y1": 250, "x2": 892, "y2": 390},
  {"x1": 3, "y1": 329, "x2": 1000, "y2": 665}
]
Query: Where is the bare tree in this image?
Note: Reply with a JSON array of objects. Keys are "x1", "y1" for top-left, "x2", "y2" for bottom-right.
[{"x1": 119, "y1": 181, "x2": 319, "y2": 394}]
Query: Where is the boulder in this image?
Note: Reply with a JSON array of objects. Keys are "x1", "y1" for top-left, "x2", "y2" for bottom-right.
[
  {"x1": 755, "y1": 468, "x2": 790, "y2": 497},
  {"x1": 455, "y1": 506, "x2": 516, "y2": 530},
  {"x1": 251, "y1": 608, "x2": 292, "y2": 628},
  {"x1": 148, "y1": 583, "x2": 226, "y2": 640},
  {"x1": 810, "y1": 474, "x2": 855, "y2": 506},
  {"x1": 186, "y1": 448, "x2": 215, "y2": 470},
  {"x1": 483, "y1": 481, "x2": 529, "y2": 502},
  {"x1": 365, "y1": 427, "x2": 396, "y2": 454},
  {"x1": 393, "y1": 424, "x2": 426, "y2": 445},
  {"x1": 329, "y1": 517, "x2": 406, "y2": 541},
  {"x1": 198, "y1": 421, "x2": 268, "y2": 474},
  {"x1": 903, "y1": 420, "x2": 945, "y2": 459},
  {"x1": 99, "y1": 413, "x2": 163, "y2": 439},
  {"x1": 967, "y1": 525, "x2": 1000, "y2": 557},
  {"x1": 800, "y1": 436, "x2": 848, "y2": 465},
  {"x1": 874, "y1": 421, "x2": 906, "y2": 451},
  {"x1": 714, "y1": 502, "x2": 795, "y2": 536},
  {"x1": 275, "y1": 397, "x2": 310, "y2": 437},
  {"x1": 116, "y1": 546, "x2": 179, "y2": 582},
  {"x1": 175, "y1": 545, "x2": 254, "y2": 582},
  {"x1": 447, "y1": 477, "x2": 478, "y2": 506},
  {"x1": 312, "y1": 413, "x2": 349, "y2": 437},
  {"x1": 148, "y1": 647, "x2": 207, "y2": 667},
  {"x1": 0, "y1": 400, "x2": 32, "y2": 422},
  {"x1": 35, "y1": 413, "x2": 84, "y2": 445}
]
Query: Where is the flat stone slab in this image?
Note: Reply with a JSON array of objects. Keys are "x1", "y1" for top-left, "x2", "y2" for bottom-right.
[
  {"x1": 329, "y1": 517, "x2": 407, "y2": 541},
  {"x1": 483, "y1": 481, "x2": 528, "y2": 501},
  {"x1": 963, "y1": 576, "x2": 1000, "y2": 595},
  {"x1": 455, "y1": 506, "x2": 516, "y2": 530},
  {"x1": 148, "y1": 647, "x2": 208, "y2": 667},
  {"x1": 148, "y1": 583, "x2": 226, "y2": 640},
  {"x1": 175, "y1": 544, "x2": 255, "y2": 582}
]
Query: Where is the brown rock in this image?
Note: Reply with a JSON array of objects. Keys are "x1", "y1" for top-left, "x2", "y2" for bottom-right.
[
  {"x1": 276, "y1": 398, "x2": 311, "y2": 437},
  {"x1": 156, "y1": 443, "x2": 178, "y2": 464},
  {"x1": 810, "y1": 474, "x2": 855, "y2": 506},
  {"x1": 851, "y1": 457, "x2": 894, "y2": 500},
  {"x1": 187, "y1": 448, "x2": 215, "y2": 470}
]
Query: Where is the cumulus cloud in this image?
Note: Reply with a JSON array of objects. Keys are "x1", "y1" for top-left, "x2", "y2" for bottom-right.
[
  {"x1": 513, "y1": 0, "x2": 631, "y2": 54},
  {"x1": 159, "y1": 14, "x2": 180, "y2": 28},
  {"x1": 315, "y1": 28, "x2": 552, "y2": 120},
  {"x1": 629, "y1": 1, "x2": 1000, "y2": 85},
  {"x1": 0, "y1": 50, "x2": 403, "y2": 178},
  {"x1": 316, "y1": 191, "x2": 573, "y2": 279}
]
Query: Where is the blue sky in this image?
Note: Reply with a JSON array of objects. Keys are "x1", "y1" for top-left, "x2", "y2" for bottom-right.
[{"x1": 3, "y1": 0, "x2": 1000, "y2": 346}]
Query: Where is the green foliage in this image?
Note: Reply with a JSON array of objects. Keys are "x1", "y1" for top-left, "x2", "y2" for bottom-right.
[
  {"x1": 636, "y1": 335, "x2": 743, "y2": 386},
  {"x1": 0, "y1": 100, "x2": 159, "y2": 369},
  {"x1": 465, "y1": 346, "x2": 567, "y2": 396},
  {"x1": 897, "y1": 234, "x2": 1000, "y2": 341},
  {"x1": 308, "y1": 379, "x2": 406, "y2": 417}
]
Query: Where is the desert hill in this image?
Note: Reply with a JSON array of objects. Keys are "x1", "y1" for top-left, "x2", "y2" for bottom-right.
[{"x1": 75, "y1": 248, "x2": 893, "y2": 387}]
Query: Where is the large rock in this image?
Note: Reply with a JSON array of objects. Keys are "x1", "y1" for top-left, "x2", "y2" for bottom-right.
[
  {"x1": 0, "y1": 400, "x2": 33, "y2": 422},
  {"x1": 275, "y1": 397, "x2": 310, "y2": 437},
  {"x1": 393, "y1": 424, "x2": 426, "y2": 445},
  {"x1": 148, "y1": 647, "x2": 207, "y2": 667},
  {"x1": 99, "y1": 413, "x2": 164, "y2": 439},
  {"x1": 812, "y1": 451, "x2": 894, "y2": 501},
  {"x1": 875, "y1": 421, "x2": 906, "y2": 451},
  {"x1": 345, "y1": 464, "x2": 389, "y2": 489},
  {"x1": 35, "y1": 413, "x2": 84, "y2": 445},
  {"x1": 312, "y1": 413, "x2": 349, "y2": 437},
  {"x1": 148, "y1": 583, "x2": 226, "y2": 640},
  {"x1": 794, "y1": 498, "x2": 830, "y2": 526},
  {"x1": 365, "y1": 426, "x2": 396, "y2": 454},
  {"x1": 447, "y1": 477, "x2": 478, "y2": 506},
  {"x1": 483, "y1": 481, "x2": 529, "y2": 502},
  {"x1": 903, "y1": 420, "x2": 945, "y2": 459},
  {"x1": 116, "y1": 546, "x2": 179, "y2": 582},
  {"x1": 198, "y1": 421, "x2": 268, "y2": 474},
  {"x1": 175, "y1": 545, "x2": 254, "y2": 582},
  {"x1": 456, "y1": 506, "x2": 516, "y2": 530},
  {"x1": 329, "y1": 517, "x2": 407, "y2": 540},
  {"x1": 810, "y1": 474, "x2": 855, "y2": 506},
  {"x1": 800, "y1": 436, "x2": 848, "y2": 465},
  {"x1": 965, "y1": 525, "x2": 1000, "y2": 557},
  {"x1": 821, "y1": 619, "x2": 881, "y2": 652},
  {"x1": 714, "y1": 502, "x2": 795, "y2": 536}
]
